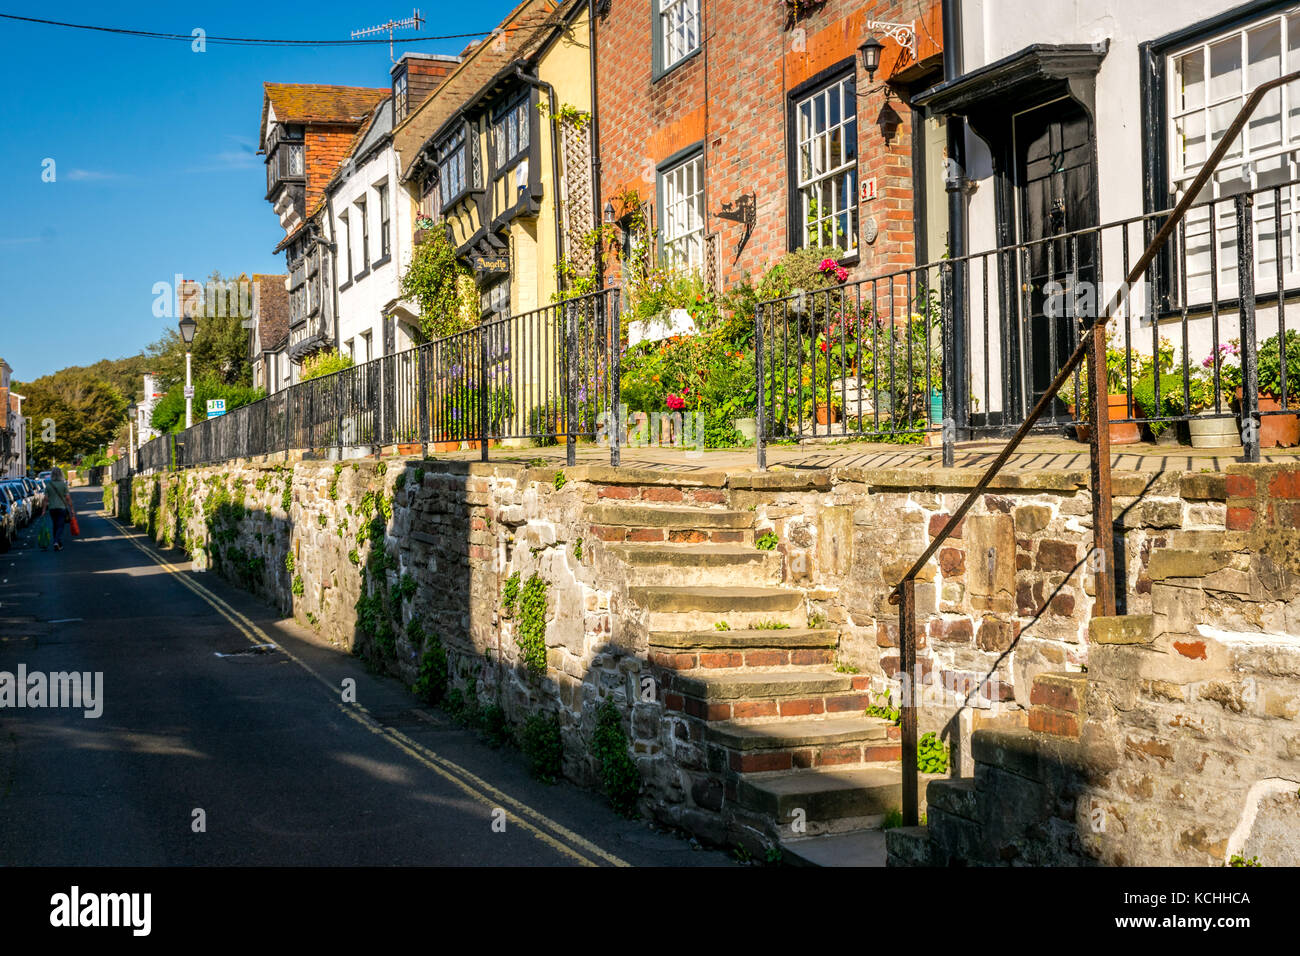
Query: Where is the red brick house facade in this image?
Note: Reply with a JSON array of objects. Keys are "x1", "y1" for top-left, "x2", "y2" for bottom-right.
[{"x1": 595, "y1": 0, "x2": 944, "y2": 291}]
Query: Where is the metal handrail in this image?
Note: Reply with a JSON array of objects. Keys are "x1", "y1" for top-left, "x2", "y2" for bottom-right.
[{"x1": 888, "y1": 68, "x2": 1300, "y2": 828}]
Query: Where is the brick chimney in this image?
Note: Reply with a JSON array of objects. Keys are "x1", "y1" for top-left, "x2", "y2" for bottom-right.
[{"x1": 392, "y1": 52, "x2": 460, "y2": 123}]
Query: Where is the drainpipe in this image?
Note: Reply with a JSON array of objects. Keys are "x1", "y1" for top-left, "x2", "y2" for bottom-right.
[
  {"x1": 589, "y1": 0, "x2": 605, "y2": 289},
  {"x1": 942, "y1": 0, "x2": 968, "y2": 464},
  {"x1": 513, "y1": 65, "x2": 566, "y2": 299},
  {"x1": 325, "y1": 195, "x2": 341, "y2": 354}
]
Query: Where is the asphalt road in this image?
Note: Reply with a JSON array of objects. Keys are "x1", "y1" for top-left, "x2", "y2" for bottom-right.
[{"x1": 0, "y1": 487, "x2": 732, "y2": 867}]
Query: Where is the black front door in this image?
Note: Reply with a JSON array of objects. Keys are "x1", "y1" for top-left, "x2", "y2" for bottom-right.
[{"x1": 1015, "y1": 97, "x2": 1098, "y2": 416}]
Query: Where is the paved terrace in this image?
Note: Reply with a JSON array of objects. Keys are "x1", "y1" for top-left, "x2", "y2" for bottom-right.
[{"x1": 397, "y1": 436, "x2": 1300, "y2": 477}]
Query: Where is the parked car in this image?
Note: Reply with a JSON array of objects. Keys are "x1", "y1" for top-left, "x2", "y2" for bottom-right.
[
  {"x1": 21, "y1": 476, "x2": 45, "y2": 515},
  {"x1": 0, "y1": 482, "x2": 28, "y2": 529},
  {"x1": 0, "y1": 495, "x2": 14, "y2": 553},
  {"x1": 10, "y1": 479, "x2": 39, "y2": 523}
]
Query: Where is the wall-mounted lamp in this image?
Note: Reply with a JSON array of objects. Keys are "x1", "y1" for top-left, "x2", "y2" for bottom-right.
[
  {"x1": 858, "y1": 35, "x2": 885, "y2": 81},
  {"x1": 861, "y1": 20, "x2": 916, "y2": 82},
  {"x1": 603, "y1": 200, "x2": 616, "y2": 225}
]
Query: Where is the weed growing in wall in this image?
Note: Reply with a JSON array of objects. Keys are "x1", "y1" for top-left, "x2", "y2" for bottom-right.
[
  {"x1": 918, "y1": 732, "x2": 949, "y2": 774},
  {"x1": 592, "y1": 698, "x2": 640, "y2": 818},
  {"x1": 502, "y1": 571, "x2": 521, "y2": 616},
  {"x1": 328, "y1": 464, "x2": 342, "y2": 500},
  {"x1": 516, "y1": 573, "x2": 549, "y2": 675},
  {"x1": 756, "y1": 531, "x2": 779, "y2": 551},
  {"x1": 412, "y1": 637, "x2": 449, "y2": 705}
]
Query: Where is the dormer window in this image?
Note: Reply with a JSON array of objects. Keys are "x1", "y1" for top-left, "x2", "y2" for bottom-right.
[
  {"x1": 394, "y1": 70, "x2": 410, "y2": 124},
  {"x1": 266, "y1": 123, "x2": 305, "y2": 195}
]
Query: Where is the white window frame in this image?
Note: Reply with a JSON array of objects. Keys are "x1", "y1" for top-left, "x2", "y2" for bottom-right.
[
  {"x1": 377, "y1": 182, "x2": 391, "y2": 259},
  {"x1": 493, "y1": 96, "x2": 531, "y2": 172},
  {"x1": 794, "y1": 73, "x2": 859, "y2": 255},
  {"x1": 659, "y1": 152, "x2": 706, "y2": 273},
  {"x1": 1169, "y1": 6, "x2": 1300, "y2": 302},
  {"x1": 657, "y1": 0, "x2": 701, "y2": 74}
]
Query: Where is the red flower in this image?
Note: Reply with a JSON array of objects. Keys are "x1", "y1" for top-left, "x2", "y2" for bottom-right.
[{"x1": 666, "y1": 393, "x2": 686, "y2": 411}]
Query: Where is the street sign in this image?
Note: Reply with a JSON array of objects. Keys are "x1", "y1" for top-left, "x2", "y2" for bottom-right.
[
  {"x1": 206, "y1": 399, "x2": 227, "y2": 418},
  {"x1": 184, "y1": 386, "x2": 195, "y2": 399}
]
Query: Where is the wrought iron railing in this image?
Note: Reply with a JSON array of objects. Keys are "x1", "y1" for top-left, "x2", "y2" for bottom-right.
[
  {"x1": 881, "y1": 68, "x2": 1300, "y2": 829},
  {"x1": 754, "y1": 166, "x2": 1300, "y2": 468},
  {"x1": 120, "y1": 288, "x2": 621, "y2": 475}
]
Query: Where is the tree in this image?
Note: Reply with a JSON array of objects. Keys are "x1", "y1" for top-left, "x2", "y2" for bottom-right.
[
  {"x1": 150, "y1": 375, "x2": 265, "y2": 433},
  {"x1": 146, "y1": 270, "x2": 255, "y2": 389},
  {"x1": 15, "y1": 373, "x2": 127, "y2": 469}
]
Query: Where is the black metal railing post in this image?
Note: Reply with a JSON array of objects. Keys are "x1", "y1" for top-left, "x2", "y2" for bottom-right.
[
  {"x1": 478, "y1": 323, "x2": 490, "y2": 463},
  {"x1": 755, "y1": 303, "x2": 766, "y2": 470},
  {"x1": 941, "y1": 259, "x2": 956, "y2": 467},
  {"x1": 899, "y1": 577, "x2": 918, "y2": 828},
  {"x1": 1236, "y1": 192, "x2": 1261, "y2": 463},
  {"x1": 609, "y1": 291, "x2": 622, "y2": 468},
  {"x1": 566, "y1": 301, "x2": 577, "y2": 467},
  {"x1": 417, "y1": 345, "x2": 429, "y2": 460}
]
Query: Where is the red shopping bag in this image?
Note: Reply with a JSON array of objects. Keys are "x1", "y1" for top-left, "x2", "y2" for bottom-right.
[{"x1": 69, "y1": 512, "x2": 81, "y2": 537}]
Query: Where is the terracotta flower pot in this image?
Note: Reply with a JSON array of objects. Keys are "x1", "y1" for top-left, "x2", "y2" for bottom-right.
[
  {"x1": 815, "y1": 403, "x2": 842, "y2": 425},
  {"x1": 1234, "y1": 388, "x2": 1300, "y2": 448},
  {"x1": 1071, "y1": 394, "x2": 1142, "y2": 445}
]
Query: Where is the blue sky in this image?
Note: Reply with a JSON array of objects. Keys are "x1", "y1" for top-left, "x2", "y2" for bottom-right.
[{"x1": 1, "y1": 2, "x2": 516, "y2": 382}]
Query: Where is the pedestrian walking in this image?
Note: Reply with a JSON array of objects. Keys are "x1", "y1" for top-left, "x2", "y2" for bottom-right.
[{"x1": 46, "y1": 467, "x2": 73, "y2": 553}]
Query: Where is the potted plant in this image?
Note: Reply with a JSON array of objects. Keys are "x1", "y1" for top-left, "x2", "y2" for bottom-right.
[
  {"x1": 1056, "y1": 338, "x2": 1142, "y2": 445},
  {"x1": 1173, "y1": 369, "x2": 1237, "y2": 448},
  {"x1": 1250, "y1": 330, "x2": 1300, "y2": 447},
  {"x1": 802, "y1": 392, "x2": 842, "y2": 425}
]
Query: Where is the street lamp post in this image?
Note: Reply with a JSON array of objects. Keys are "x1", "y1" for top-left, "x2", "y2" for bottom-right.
[
  {"x1": 127, "y1": 401, "x2": 138, "y2": 471},
  {"x1": 179, "y1": 315, "x2": 197, "y2": 429}
]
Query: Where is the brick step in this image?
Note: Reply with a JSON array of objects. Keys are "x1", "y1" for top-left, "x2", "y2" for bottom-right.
[
  {"x1": 631, "y1": 586, "x2": 806, "y2": 630},
  {"x1": 663, "y1": 668, "x2": 871, "y2": 721},
  {"x1": 709, "y1": 715, "x2": 901, "y2": 773},
  {"x1": 587, "y1": 504, "x2": 754, "y2": 544},
  {"x1": 649, "y1": 642, "x2": 836, "y2": 671},
  {"x1": 649, "y1": 627, "x2": 839, "y2": 653},
  {"x1": 606, "y1": 542, "x2": 781, "y2": 586}
]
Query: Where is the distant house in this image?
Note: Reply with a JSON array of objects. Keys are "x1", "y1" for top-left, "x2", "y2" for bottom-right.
[
  {"x1": 258, "y1": 82, "x2": 389, "y2": 368},
  {"x1": 0, "y1": 359, "x2": 25, "y2": 478},
  {"x1": 327, "y1": 57, "x2": 460, "y2": 364},
  {"x1": 248, "y1": 274, "x2": 291, "y2": 392}
]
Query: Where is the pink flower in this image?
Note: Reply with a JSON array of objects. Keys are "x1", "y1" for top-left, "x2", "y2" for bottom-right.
[
  {"x1": 835, "y1": 267, "x2": 849, "y2": 283},
  {"x1": 819, "y1": 257, "x2": 838, "y2": 272},
  {"x1": 666, "y1": 393, "x2": 686, "y2": 411}
]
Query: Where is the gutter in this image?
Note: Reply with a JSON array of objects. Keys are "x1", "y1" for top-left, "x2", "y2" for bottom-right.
[
  {"x1": 513, "y1": 65, "x2": 566, "y2": 297},
  {"x1": 941, "y1": 0, "x2": 968, "y2": 456},
  {"x1": 589, "y1": 0, "x2": 604, "y2": 288}
]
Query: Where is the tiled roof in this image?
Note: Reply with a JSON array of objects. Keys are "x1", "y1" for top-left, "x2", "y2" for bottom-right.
[
  {"x1": 253, "y1": 274, "x2": 290, "y2": 352},
  {"x1": 260, "y1": 82, "x2": 388, "y2": 149},
  {"x1": 392, "y1": 0, "x2": 582, "y2": 181}
]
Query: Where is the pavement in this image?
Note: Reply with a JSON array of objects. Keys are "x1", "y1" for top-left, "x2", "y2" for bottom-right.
[
  {"x1": 0, "y1": 487, "x2": 735, "y2": 867},
  {"x1": 407, "y1": 434, "x2": 1300, "y2": 475}
]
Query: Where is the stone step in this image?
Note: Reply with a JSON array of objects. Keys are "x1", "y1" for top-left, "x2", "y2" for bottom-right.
[
  {"x1": 781, "y1": 829, "x2": 888, "y2": 867},
  {"x1": 708, "y1": 714, "x2": 901, "y2": 773},
  {"x1": 735, "y1": 766, "x2": 903, "y2": 828},
  {"x1": 587, "y1": 505, "x2": 754, "y2": 544},
  {"x1": 649, "y1": 627, "x2": 839, "y2": 652},
  {"x1": 606, "y1": 542, "x2": 781, "y2": 586},
  {"x1": 631, "y1": 586, "x2": 806, "y2": 631},
  {"x1": 663, "y1": 668, "x2": 871, "y2": 721}
]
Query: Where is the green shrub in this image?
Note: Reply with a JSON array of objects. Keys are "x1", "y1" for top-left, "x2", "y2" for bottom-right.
[
  {"x1": 520, "y1": 713, "x2": 564, "y2": 783},
  {"x1": 291, "y1": 575, "x2": 304, "y2": 596},
  {"x1": 301, "y1": 349, "x2": 355, "y2": 381},
  {"x1": 482, "y1": 705, "x2": 511, "y2": 749},
  {"x1": 412, "y1": 637, "x2": 448, "y2": 704},
  {"x1": 591, "y1": 698, "x2": 640, "y2": 818}
]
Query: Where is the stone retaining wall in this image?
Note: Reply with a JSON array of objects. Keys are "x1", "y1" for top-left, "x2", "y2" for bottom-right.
[{"x1": 107, "y1": 455, "x2": 1295, "y2": 854}]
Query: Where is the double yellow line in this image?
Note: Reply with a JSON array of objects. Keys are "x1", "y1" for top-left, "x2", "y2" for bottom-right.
[{"x1": 103, "y1": 511, "x2": 629, "y2": 868}]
